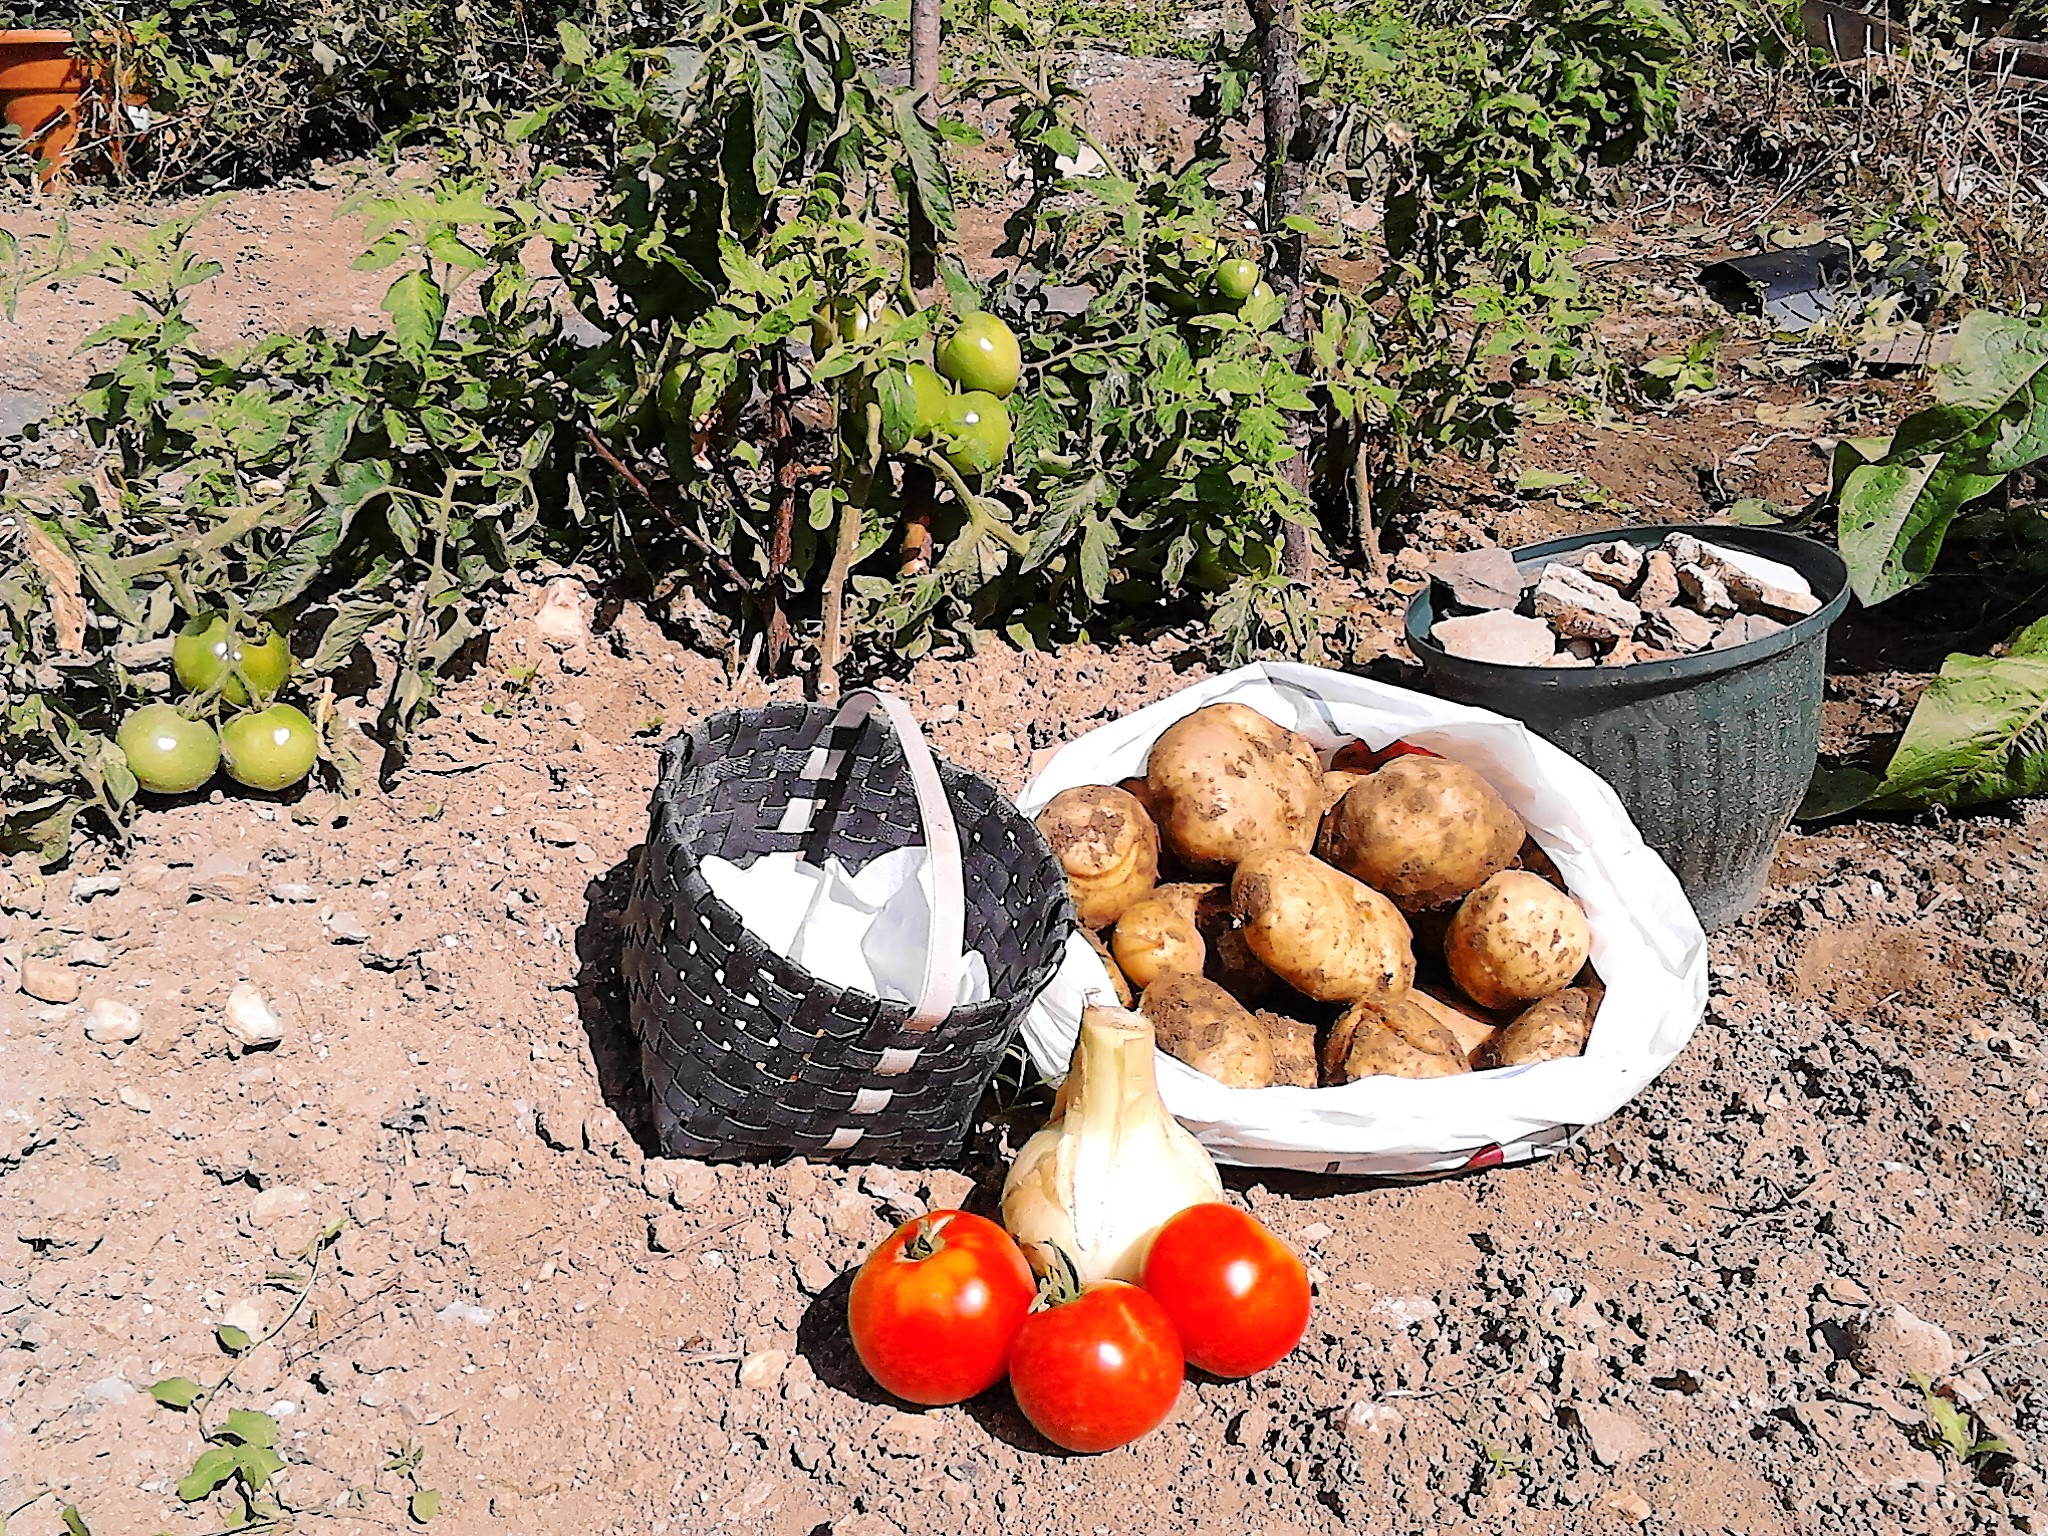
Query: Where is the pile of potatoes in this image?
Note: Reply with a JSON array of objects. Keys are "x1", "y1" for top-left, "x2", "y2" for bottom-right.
[{"x1": 1033, "y1": 703, "x2": 1603, "y2": 1090}]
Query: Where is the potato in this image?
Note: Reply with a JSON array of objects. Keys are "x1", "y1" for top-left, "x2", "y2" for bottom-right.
[
  {"x1": 1111, "y1": 882, "x2": 1214, "y2": 991},
  {"x1": 1143, "y1": 974, "x2": 1275, "y2": 1089},
  {"x1": 1318, "y1": 768, "x2": 1365, "y2": 817},
  {"x1": 1480, "y1": 986, "x2": 1598, "y2": 1067},
  {"x1": 1445, "y1": 870, "x2": 1592, "y2": 1011},
  {"x1": 1257, "y1": 1011, "x2": 1319, "y2": 1088},
  {"x1": 1408, "y1": 985, "x2": 1503, "y2": 1063},
  {"x1": 1036, "y1": 784, "x2": 1160, "y2": 929},
  {"x1": 1232, "y1": 848, "x2": 1415, "y2": 1003},
  {"x1": 1144, "y1": 704, "x2": 1323, "y2": 873},
  {"x1": 1320, "y1": 756, "x2": 1525, "y2": 912},
  {"x1": 1117, "y1": 775, "x2": 1162, "y2": 821},
  {"x1": 1081, "y1": 928, "x2": 1135, "y2": 1008},
  {"x1": 1319, "y1": 995, "x2": 1470, "y2": 1084}
]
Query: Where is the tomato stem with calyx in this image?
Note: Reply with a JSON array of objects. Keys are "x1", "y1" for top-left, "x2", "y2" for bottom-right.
[
  {"x1": 903, "y1": 1214, "x2": 947, "y2": 1262},
  {"x1": 1030, "y1": 1244, "x2": 1084, "y2": 1310}
]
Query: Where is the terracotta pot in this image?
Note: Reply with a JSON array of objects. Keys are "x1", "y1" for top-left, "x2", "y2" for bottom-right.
[{"x1": 0, "y1": 28, "x2": 128, "y2": 187}]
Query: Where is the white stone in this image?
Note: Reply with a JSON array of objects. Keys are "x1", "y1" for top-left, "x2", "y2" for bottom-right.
[
  {"x1": 1573, "y1": 1402, "x2": 1657, "y2": 1466},
  {"x1": 1533, "y1": 564, "x2": 1641, "y2": 642},
  {"x1": 1338, "y1": 1400, "x2": 1405, "y2": 1441},
  {"x1": 223, "y1": 982, "x2": 283, "y2": 1049},
  {"x1": 1855, "y1": 1303, "x2": 1958, "y2": 1383},
  {"x1": 83, "y1": 998, "x2": 142, "y2": 1044},
  {"x1": 1430, "y1": 547, "x2": 1526, "y2": 610},
  {"x1": 532, "y1": 579, "x2": 590, "y2": 649},
  {"x1": 738, "y1": 1349, "x2": 788, "y2": 1390},
  {"x1": 1430, "y1": 611, "x2": 1559, "y2": 666},
  {"x1": 248, "y1": 1186, "x2": 311, "y2": 1228}
]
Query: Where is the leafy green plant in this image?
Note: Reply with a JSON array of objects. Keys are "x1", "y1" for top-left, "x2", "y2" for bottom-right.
[
  {"x1": 1805, "y1": 311, "x2": 2048, "y2": 818},
  {"x1": 1, "y1": 173, "x2": 589, "y2": 861},
  {"x1": 1641, "y1": 328, "x2": 1722, "y2": 399},
  {"x1": 542, "y1": 2, "x2": 976, "y2": 679},
  {"x1": 1835, "y1": 312, "x2": 2048, "y2": 606},
  {"x1": 147, "y1": 1218, "x2": 352, "y2": 1528},
  {"x1": 945, "y1": 35, "x2": 1320, "y2": 660},
  {"x1": 1909, "y1": 1372, "x2": 2010, "y2": 1469},
  {"x1": 1311, "y1": 0, "x2": 1688, "y2": 531}
]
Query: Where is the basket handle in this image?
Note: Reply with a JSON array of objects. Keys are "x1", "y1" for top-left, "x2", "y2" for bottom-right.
[{"x1": 804, "y1": 689, "x2": 966, "y2": 1032}]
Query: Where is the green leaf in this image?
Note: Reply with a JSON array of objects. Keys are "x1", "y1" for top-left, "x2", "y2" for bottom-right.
[
  {"x1": 382, "y1": 271, "x2": 446, "y2": 363},
  {"x1": 232, "y1": 1444, "x2": 286, "y2": 1491},
  {"x1": 411, "y1": 1489, "x2": 441, "y2": 1523},
  {"x1": 223, "y1": 1409, "x2": 278, "y2": 1448},
  {"x1": 177, "y1": 1446, "x2": 239, "y2": 1502},
  {"x1": 216, "y1": 1323, "x2": 253, "y2": 1354},
  {"x1": 1867, "y1": 653, "x2": 2048, "y2": 809},
  {"x1": 149, "y1": 1377, "x2": 201, "y2": 1409},
  {"x1": 60, "y1": 1508, "x2": 90, "y2": 1536},
  {"x1": 751, "y1": 40, "x2": 805, "y2": 193},
  {"x1": 310, "y1": 597, "x2": 397, "y2": 671},
  {"x1": 1837, "y1": 455, "x2": 2006, "y2": 606},
  {"x1": 1796, "y1": 763, "x2": 1884, "y2": 822},
  {"x1": 893, "y1": 92, "x2": 957, "y2": 243},
  {"x1": 877, "y1": 369, "x2": 918, "y2": 454},
  {"x1": 2007, "y1": 615, "x2": 2048, "y2": 657}
]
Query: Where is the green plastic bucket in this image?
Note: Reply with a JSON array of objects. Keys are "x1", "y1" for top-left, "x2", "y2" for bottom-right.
[{"x1": 1404, "y1": 526, "x2": 1852, "y2": 931}]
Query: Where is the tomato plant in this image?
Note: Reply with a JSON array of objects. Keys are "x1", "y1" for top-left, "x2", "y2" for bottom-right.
[
  {"x1": 1008, "y1": 1279, "x2": 1184, "y2": 1453},
  {"x1": 848, "y1": 1212, "x2": 1035, "y2": 1406},
  {"x1": 1140, "y1": 1203, "x2": 1310, "y2": 1379}
]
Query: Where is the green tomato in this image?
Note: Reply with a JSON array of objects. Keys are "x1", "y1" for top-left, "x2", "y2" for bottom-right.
[
  {"x1": 173, "y1": 613, "x2": 291, "y2": 705},
  {"x1": 936, "y1": 313, "x2": 1021, "y2": 399},
  {"x1": 117, "y1": 704, "x2": 220, "y2": 795},
  {"x1": 1214, "y1": 258, "x2": 1260, "y2": 301},
  {"x1": 810, "y1": 306, "x2": 841, "y2": 356},
  {"x1": 1241, "y1": 280, "x2": 1278, "y2": 318},
  {"x1": 941, "y1": 390, "x2": 1011, "y2": 478},
  {"x1": 907, "y1": 362, "x2": 952, "y2": 436},
  {"x1": 219, "y1": 704, "x2": 319, "y2": 792}
]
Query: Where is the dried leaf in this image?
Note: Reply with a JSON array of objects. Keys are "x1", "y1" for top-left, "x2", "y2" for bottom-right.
[{"x1": 22, "y1": 521, "x2": 87, "y2": 652}]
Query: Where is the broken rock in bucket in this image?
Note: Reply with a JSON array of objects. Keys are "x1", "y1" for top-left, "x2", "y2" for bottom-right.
[{"x1": 1425, "y1": 531, "x2": 1814, "y2": 667}]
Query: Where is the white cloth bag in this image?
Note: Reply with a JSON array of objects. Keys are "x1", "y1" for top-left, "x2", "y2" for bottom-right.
[{"x1": 1016, "y1": 662, "x2": 1709, "y2": 1177}]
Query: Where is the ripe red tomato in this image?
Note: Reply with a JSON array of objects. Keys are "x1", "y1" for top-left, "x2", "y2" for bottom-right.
[
  {"x1": 847, "y1": 1211, "x2": 1034, "y2": 1406},
  {"x1": 1140, "y1": 1203, "x2": 1310, "y2": 1379},
  {"x1": 1331, "y1": 738, "x2": 1442, "y2": 773},
  {"x1": 1008, "y1": 1282, "x2": 1184, "y2": 1453}
]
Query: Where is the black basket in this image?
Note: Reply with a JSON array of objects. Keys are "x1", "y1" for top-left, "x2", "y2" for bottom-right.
[{"x1": 620, "y1": 691, "x2": 1072, "y2": 1163}]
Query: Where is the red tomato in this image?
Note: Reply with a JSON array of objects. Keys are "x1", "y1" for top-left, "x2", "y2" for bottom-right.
[
  {"x1": 1008, "y1": 1282, "x2": 1184, "y2": 1453},
  {"x1": 847, "y1": 1211, "x2": 1035, "y2": 1406},
  {"x1": 1140, "y1": 1203, "x2": 1310, "y2": 1378},
  {"x1": 1331, "y1": 738, "x2": 1442, "y2": 773}
]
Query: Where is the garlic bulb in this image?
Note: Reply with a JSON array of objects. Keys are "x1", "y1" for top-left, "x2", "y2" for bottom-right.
[{"x1": 1001, "y1": 1006, "x2": 1224, "y2": 1285}]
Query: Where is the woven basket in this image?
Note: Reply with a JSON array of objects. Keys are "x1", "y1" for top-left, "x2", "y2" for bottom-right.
[{"x1": 620, "y1": 690, "x2": 1071, "y2": 1163}]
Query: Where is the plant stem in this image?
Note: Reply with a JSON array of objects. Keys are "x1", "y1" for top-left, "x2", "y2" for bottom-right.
[
  {"x1": 907, "y1": 0, "x2": 942, "y2": 294},
  {"x1": 818, "y1": 396, "x2": 881, "y2": 700},
  {"x1": 921, "y1": 448, "x2": 1030, "y2": 555},
  {"x1": 1352, "y1": 432, "x2": 1386, "y2": 583},
  {"x1": 765, "y1": 345, "x2": 799, "y2": 673}
]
